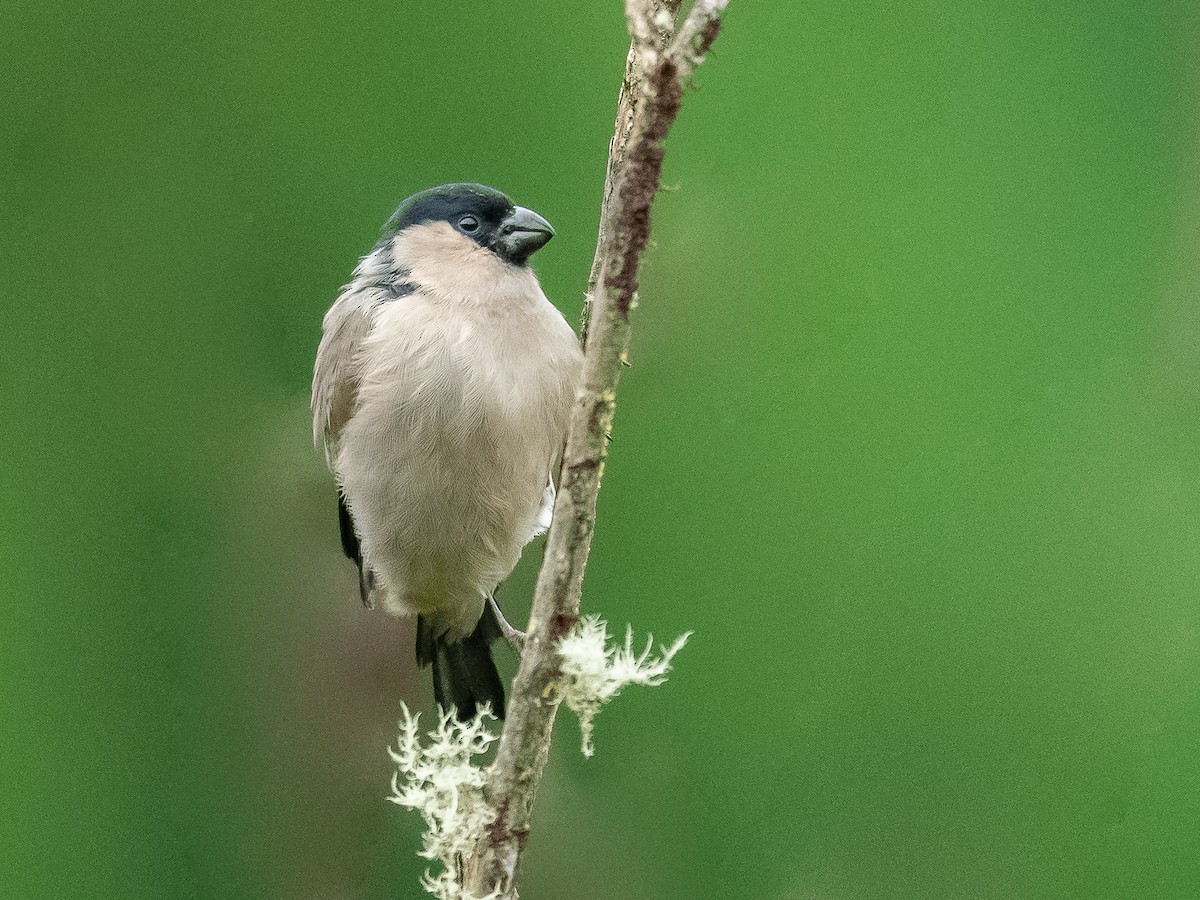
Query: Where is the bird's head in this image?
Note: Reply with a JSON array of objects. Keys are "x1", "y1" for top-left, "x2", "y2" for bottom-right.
[{"x1": 383, "y1": 183, "x2": 555, "y2": 267}]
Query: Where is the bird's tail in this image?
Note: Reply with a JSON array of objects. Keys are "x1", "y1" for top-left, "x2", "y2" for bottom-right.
[{"x1": 416, "y1": 607, "x2": 505, "y2": 721}]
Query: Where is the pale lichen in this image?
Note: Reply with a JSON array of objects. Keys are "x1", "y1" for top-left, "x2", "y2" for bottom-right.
[
  {"x1": 557, "y1": 614, "x2": 691, "y2": 757},
  {"x1": 388, "y1": 704, "x2": 501, "y2": 900}
]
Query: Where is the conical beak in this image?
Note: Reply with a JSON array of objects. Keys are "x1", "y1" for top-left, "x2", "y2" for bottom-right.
[{"x1": 498, "y1": 206, "x2": 555, "y2": 265}]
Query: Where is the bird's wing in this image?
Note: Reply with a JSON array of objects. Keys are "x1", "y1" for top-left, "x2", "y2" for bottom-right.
[{"x1": 312, "y1": 290, "x2": 376, "y2": 463}]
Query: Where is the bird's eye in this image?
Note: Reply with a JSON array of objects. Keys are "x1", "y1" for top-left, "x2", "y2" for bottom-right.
[{"x1": 458, "y1": 215, "x2": 479, "y2": 233}]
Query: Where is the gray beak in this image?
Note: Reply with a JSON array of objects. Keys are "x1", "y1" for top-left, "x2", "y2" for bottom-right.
[{"x1": 498, "y1": 206, "x2": 555, "y2": 265}]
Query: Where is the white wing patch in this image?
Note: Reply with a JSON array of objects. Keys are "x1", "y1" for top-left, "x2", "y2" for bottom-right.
[{"x1": 530, "y1": 478, "x2": 556, "y2": 540}]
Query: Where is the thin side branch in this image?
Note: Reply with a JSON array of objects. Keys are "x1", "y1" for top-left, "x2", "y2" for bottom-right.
[{"x1": 463, "y1": 2, "x2": 729, "y2": 896}]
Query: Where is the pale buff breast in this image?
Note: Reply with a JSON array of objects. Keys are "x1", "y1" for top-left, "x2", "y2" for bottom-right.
[{"x1": 335, "y1": 238, "x2": 581, "y2": 638}]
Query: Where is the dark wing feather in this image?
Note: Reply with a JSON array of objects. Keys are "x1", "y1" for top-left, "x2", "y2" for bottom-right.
[{"x1": 337, "y1": 493, "x2": 374, "y2": 608}]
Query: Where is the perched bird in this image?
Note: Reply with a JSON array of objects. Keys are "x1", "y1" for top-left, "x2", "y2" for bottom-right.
[{"x1": 313, "y1": 183, "x2": 583, "y2": 719}]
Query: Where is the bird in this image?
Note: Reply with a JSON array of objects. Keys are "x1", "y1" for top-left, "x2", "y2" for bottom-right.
[{"x1": 312, "y1": 183, "x2": 583, "y2": 720}]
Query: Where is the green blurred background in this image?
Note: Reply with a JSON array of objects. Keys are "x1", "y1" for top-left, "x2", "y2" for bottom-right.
[{"x1": 3, "y1": 1, "x2": 1199, "y2": 897}]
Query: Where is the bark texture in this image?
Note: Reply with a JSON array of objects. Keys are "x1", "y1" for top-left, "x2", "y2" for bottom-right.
[{"x1": 463, "y1": 2, "x2": 731, "y2": 895}]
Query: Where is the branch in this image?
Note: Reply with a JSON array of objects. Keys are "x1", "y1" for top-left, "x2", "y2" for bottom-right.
[
  {"x1": 580, "y1": 0, "x2": 682, "y2": 342},
  {"x1": 463, "y1": 1, "x2": 730, "y2": 896}
]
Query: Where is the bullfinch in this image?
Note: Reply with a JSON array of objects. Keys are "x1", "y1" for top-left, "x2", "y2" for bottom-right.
[{"x1": 312, "y1": 183, "x2": 583, "y2": 719}]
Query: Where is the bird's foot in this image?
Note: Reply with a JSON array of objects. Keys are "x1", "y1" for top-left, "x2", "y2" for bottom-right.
[{"x1": 488, "y1": 594, "x2": 527, "y2": 653}]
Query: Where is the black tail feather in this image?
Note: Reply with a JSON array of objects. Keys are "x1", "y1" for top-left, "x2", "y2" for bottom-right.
[{"x1": 416, "y1": 609, "x2": 505, "y2": 721}]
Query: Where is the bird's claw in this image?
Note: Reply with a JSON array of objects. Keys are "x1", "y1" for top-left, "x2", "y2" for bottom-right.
[{"x1": 488, "y1": 594, "x2": 527, "y2": 653}]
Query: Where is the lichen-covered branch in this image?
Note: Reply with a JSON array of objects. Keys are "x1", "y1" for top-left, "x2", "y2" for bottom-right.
[{"x1": 463, "y1": 1, "x2": 730, "y2": 896}]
